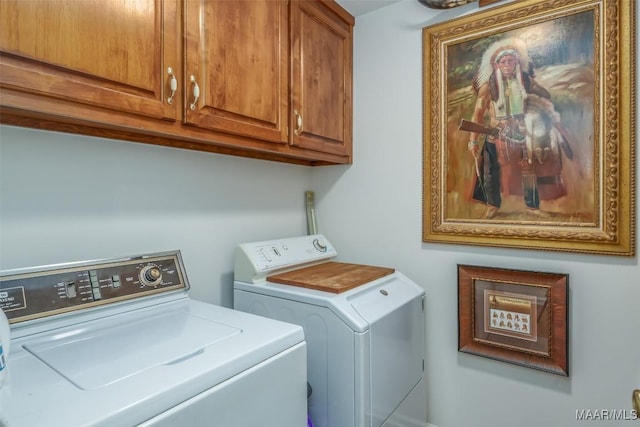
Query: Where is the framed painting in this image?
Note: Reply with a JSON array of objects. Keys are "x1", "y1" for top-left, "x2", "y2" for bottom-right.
[
  {"x1": 422, "y1": 0, "x2": 636, "y2": 255},
  {"x1": 458, "y1": 264, "x2": 568, "y2": 376}
]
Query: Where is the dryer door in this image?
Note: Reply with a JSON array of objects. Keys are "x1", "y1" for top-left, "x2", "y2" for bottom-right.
[{"x1": 349, "y1": 277, "x2": 425, "y2": 427}]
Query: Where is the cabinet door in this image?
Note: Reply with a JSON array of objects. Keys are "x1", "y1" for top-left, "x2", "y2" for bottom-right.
[
  {"x1": 290, "y1": 1, "x2": 353, "y2": 157},
  {"x1": 184, "y1": 0, "x2": 288, "y2": 144},
  {"x1": 0, "y1": 0, "x2": 180, "y2": 121}
]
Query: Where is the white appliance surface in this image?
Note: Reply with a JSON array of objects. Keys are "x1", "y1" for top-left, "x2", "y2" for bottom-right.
[
  {"x1": 233, "y1": 235, "x2": 427, "y2": 427},
  {"x1": 2, "y1": 252, "x2": 307, "y2": 427}
]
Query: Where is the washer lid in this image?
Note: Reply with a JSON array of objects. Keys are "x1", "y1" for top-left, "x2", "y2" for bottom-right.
[
  {"x1": 24, "y1": 310, "x2": 241, "y2": 390},
  {"x1": 7, "y1": 299, "x2": 305, "y2": 427}
]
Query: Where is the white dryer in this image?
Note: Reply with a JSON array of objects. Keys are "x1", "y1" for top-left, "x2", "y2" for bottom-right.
[
  {"x1": 1, "y1": 251, "x2": 307, "y2": 427},
  {"x1": 233, "y1": 235, "x2": 427, "y2": 427}
]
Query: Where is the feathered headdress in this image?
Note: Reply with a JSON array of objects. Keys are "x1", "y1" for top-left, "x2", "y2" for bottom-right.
[{"x1": 473, "y1": 37, "x2": 532, "y2": 91}]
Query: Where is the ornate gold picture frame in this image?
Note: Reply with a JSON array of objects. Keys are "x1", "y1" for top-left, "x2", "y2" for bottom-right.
[
  {"x1": 458, "y1": 264, "x2": 569, "y2": 376},
  {"x1": 422, "y1": 0, "x2": 635, "y2": 255}
]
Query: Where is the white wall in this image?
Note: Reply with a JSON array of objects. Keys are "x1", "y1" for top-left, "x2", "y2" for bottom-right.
[
  {"x1": 1, "y1": 1, "x2": 638, "y2": 426},
  {"x1": 0, "y1": 126, "x2": 312, "y2": 307},
  {"x1": 314, "y1": 1, "x2": 639, "y2": 426}
]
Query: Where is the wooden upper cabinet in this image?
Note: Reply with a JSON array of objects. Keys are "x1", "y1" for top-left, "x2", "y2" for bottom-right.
[
  {"x1": 0, "y1": 0, "x2": 353, "y2": 165},
  {"x1": 290, "y1": 1, "x2": 353, "y2": 158},
  {"x1": 0, "y1": 0, "x2": 180, "y2": 121},
  {"x1": 184, "y1": 0, "x2": 288, "y2": 144}
]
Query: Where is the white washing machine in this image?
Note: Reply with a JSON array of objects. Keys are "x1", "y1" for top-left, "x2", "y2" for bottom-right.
[
  {"x1": 0, "y1": 251, "x2": 307, "y2": 427},
  {"x1": 233, "y1": 235, "x2": 427, "y2": 427}
]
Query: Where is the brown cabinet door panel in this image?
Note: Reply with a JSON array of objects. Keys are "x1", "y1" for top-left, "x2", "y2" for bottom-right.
[
  {"x1": 184, "y1": 0, "x2": 288, "y2": 144},
  {"x1": 0, "y1": 0, "x2": 179, "y2": 120},
  {"x1": 290, "y1": 1, "x2": 353, "y2": 157}
]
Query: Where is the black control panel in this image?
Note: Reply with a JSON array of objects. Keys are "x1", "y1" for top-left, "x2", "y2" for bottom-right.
[{"x1": 0, "y1": 251, "x2": 188, "y2": 323}]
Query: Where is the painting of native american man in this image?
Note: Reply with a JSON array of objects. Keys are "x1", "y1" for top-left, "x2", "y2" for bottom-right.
[{"x1": 445, "y1": 10, "x2": 595, "y2": 223}]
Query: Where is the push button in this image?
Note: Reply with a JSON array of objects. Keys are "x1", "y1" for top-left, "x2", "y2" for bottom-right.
[{"x1": 112, "y1": 275, "x2": 121, "y2": 288}]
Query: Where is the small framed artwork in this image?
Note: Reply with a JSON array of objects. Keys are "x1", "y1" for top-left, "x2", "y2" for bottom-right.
[{"x1": 458, "y1": 264, "x2": 568, "y2": 376}]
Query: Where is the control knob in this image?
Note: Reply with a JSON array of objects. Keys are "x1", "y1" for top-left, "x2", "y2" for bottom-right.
[
  {"x1": 313, "y1": 238, "x2": 327, "y2": 252},
  {"x1": 140, "y1": 264, "x2": 162, "y2": 287}
]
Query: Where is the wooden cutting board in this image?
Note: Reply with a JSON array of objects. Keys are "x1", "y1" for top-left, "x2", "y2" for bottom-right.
[{"x1": 267, "y1": 262, "x2": 395, "y2": 294}]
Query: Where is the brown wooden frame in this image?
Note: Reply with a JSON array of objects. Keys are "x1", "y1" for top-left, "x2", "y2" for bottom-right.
[
  {"x1": 478, "y1": 0, "x2": 503, "y2": 6},
  {"x1": 422, "y1": 0, "x2": 636, "y2": 256},
  {"x1": 458, "y1": 264, "x2": 568, "y2": 376}
]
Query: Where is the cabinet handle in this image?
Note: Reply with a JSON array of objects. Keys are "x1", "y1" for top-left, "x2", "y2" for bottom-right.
[
  {"x1": 167, "y1": 67, "x2": 178, "y2": 104},
  {"x1": 189, "y1": 75, "x2": 200, "y2": 110},
  {"x1": 294, "y1": 109, "x2": 303, "y2": 135}
]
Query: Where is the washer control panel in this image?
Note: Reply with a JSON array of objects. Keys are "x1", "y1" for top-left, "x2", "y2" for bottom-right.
[
  {"x1": 0, "y1": 251, "x2": 187, "y2": 324},
  {"x1": 234, "y1": 234, "x2": 337, "y2": 283}
]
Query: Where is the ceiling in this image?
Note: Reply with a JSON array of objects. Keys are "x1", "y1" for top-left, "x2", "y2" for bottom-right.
[{"x1": 335, "y1": 0, "x2": 404, "y2": 17}]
